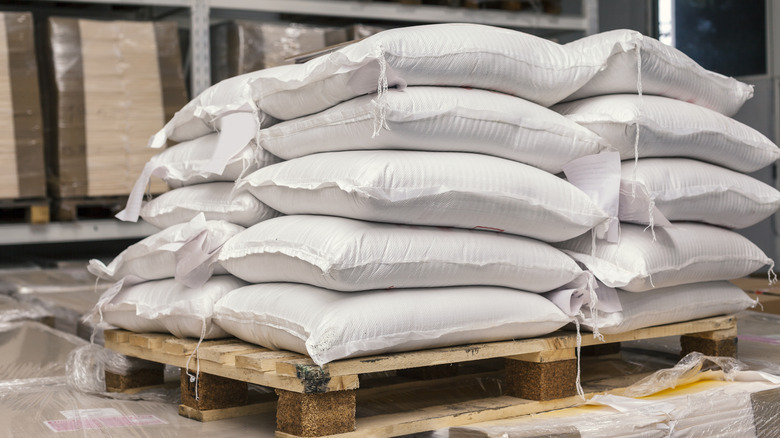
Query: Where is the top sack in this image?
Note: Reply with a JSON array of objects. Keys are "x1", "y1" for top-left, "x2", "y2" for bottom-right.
[
  {"x1": 151, "y1": 24, "x2": 752, "y2": 146},
  {"x1": 562, "y1": 29, "x2": 753, "y2": 116}
]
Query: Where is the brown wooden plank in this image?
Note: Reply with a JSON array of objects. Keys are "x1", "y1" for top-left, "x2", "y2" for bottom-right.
[
  {"x1": 179, "y1": 400, "x2": 277, "y2": 422},
  {"x1": 236, "y1": 350, "x2": 307, "y2": 372},
  {"x1": 274, "y1": 316, "x2": 736, "y2": 378},
  {"x1": 103, "y1": 329, "x2": 130, "y2": 344},
  {"x1": 161, "y1": 337, "x2": 239, "y2": 355},
  {"x1": 105, "y1": 337, "x2": 359, "y2": 394},
  {"x1": 129, "y1": 332, "x2": 169, "y2": 350},
  {"x1": 198, "y1": 343, "x2": 269, "y2": 365}
]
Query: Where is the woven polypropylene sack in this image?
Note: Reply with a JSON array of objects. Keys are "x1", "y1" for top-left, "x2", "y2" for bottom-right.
[
  {"x1": 552, "y1": 94, "x2": 779, "y2": 173},
  {"x1": 88, "y1": 215, "x2": 244, "y2": 284},
  {"x1": 584, "y1": 281, "x2": 756, "y2": 334},
  {"x1": 212, "y1": 283, "x2": 570, "y2": 365},
  {"x1": 98, "y1": 276, "x2": 247, "y2": 339},
  {"x1": 151, "y1": 133, "x2": 279, "y2": 188},
  {"x1": 258, "y1": 86, "x2": 607, "y2": 174},
  {"x1": 140, "y1": 182, "x2": 279, "y2": 229},
  {"x1": 562, "y1": 29, "x2": 753, "y2": 116},
  {"x1": 618, "y1": 158, "x2": 780, "y2": 229},
  {"x1": 240, "y1": 150, "x2": 608, "y2": 243},
  {"x1": 217, "y1": 214, "x2": 587, "y2": 292},
  {"x1": 554, "y1": 222, "x2": 773, "y2": 292},
  {"x1": 152, "y1": 25, "x2": 752, "y2": 147}
]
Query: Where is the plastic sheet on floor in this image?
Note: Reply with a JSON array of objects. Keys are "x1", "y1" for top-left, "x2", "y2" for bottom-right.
[
  {"x1": 0, "y1": 377, "x2": 276, "y2": 437},
  {"x1": 0, "y1": 321, "x2": 87, "y2": 380},
  {"x1": 449, "y1": 353, "x2": 780, "y2": 438}
]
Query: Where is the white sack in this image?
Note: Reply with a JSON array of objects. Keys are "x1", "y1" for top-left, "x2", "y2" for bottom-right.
[
  {"x1": 563, "y1": 29, "x2": 753, "y2": 116},
  {"x1": 554, "y1": 222, "x2": 774, "y2": 292},
  {"x1": 240, "y1": 150, "x2": 609, "y2": 243},
  {"x1": 618, "y1": 158, "x2": 780, "y2": 229},
  {"x1": 150, "y1": 134, "x2": 279, "y2": 189},
  {"x1": 140, "y1": 182, "x2": 279, "y2": 229},
  {"x1": 117, "y1": 134, "x2": 280, "y2": 223},
  {"x1": 212, "y1": 283, "x2": 571, "y2": 365},
  {"x1": 98, "y1": 276, "x2": 248, "y2": 339},
  {"x1": 88, "y1": 214, "x2": 244, "y2": 287},
  {"x1": 258, "y1": 86, "x2": 607, "y2": 174},
  {"x1": 582, "y1": 281, "x2": 756, "y2": 334},
  {"x1": 151, "y1": 24, "x2": 750, "y2": 147},
  {"x1": 552, "y1": 94, "x2": 779, "y2": 173},
  {"x1": 217, "y1": 214, "x2": 587, "y2": 292}
]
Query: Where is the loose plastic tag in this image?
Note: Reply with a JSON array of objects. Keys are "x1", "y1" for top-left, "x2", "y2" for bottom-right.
[
  {"x1": 563, "y1": 152, "x2": 621, "y2": 242},
  {"x1": 545, "y1": 276, "x2": 621, "y2": 317},
  {"x1": 175, "y1": 230, "x2": 218, "y2": 288},
  {"x1": 173, "y1": 213, "x2": 220, "y2": 288},
  {"x1": 204, "y1": 112, "x2": 257, "y2": 175},
  {"x1": 115, "y1": 161, "x2": 168, "y2": 222},
  {"x1": 147, "y1": 128, "x2": 169, "y2": 149}
]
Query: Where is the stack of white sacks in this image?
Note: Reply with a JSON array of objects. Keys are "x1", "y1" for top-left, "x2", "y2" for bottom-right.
[{"x1": 87, "y1": 24, "x2": 778, "y2": 368}]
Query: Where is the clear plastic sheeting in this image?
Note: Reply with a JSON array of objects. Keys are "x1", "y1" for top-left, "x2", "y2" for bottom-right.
[
  {"x1": 0, "y1": 377, "x2": 276, "y2": 437},
  {"x1": 0, "y1": 267, "x2": 108, "y2": 295},
  {"x1": 0, "y1": 321, "x2": 87, "y2": 380},
  {"x1": 736, "y1": 310, "x2": 780, "y2": 376},
  {"x1": 0, "y1": 295, "x2": 50, "y2": 324},
  {"x1": 621, "y1": 352, "x2": 751, "y2": 398},
  {"x1": 449, "y1": 353, "x2": 780, "y2": 438},
  {"x1": 65, "y1": 344, "x2": 177, "y2": 404}
]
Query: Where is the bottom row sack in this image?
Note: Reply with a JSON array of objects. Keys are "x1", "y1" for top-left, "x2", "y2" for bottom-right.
[
  {"x1": 93, "y1": 277, "x2": 758, "y2": 366},
  {"x1": 212, "y1": 283, "x2": 570, "y2": 366}
]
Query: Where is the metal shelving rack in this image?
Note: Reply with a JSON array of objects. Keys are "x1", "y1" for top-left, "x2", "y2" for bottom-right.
[{"x1": 3, "y1": 0, "x2": 598, "y2": 246}]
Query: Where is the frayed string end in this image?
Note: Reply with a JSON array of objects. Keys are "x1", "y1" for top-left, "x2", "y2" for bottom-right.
[
  {"x1": 185, "y1": 318, "x2": 208, "y2": 401},
  {"x1": 371, "y1": 44, "x2": 390, "y2": 138},
  {"x1": 573, "y1": 316, "x2": 586, "y2": 401}
]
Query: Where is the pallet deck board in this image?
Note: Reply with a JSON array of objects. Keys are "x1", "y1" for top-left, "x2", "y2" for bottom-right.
[
  {"x1": 104, "y1": 315, "x2": 739, "y2": 437},
  {"x1": 0, "y1": 197, "x2": 50, "y2": 224},
  {"x1": 105, "y1": 315, "x2": 736, "y2": 392}
]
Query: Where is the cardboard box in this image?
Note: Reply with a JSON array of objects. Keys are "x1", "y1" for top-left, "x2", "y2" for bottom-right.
[
  {"x1": 44, "y1": 17, "x2": 187, "y2": 198},
  {"x1": 0, "y1": 12, "x2": 46, "y2": 200},
  {"x1": 210, "y1": 20, "x2": 349, "y2": 83}
]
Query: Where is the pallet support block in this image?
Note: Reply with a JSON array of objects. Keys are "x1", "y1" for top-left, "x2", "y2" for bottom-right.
[
  {"x1": 105, "y1": 364, "x2": 164, "y2": 392},
  {"x1": 180, "y1": 369, "x2": 248, "y2": 412},
  {"x1": 276, "y1": 389, "x2": 356, "y2": 437},
  {"x1": 680, "y1": 326, "x2": 738, "y2": 358},
  {"x1": 505, "y1": 348, "x2": 578, "y2": 401},
  {"x1": 582, "y1": 342, "x2": 621, "y2": 358}
]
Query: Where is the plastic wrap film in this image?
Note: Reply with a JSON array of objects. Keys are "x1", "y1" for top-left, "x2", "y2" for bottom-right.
[
  {"x1": 0, "y1": 321, "x2": 87, "y2": 380},
  {"x1": 0, "y1": 295, "x2": 51, "y2": 324},
  {"x1": 737, "y1": 310, "x2": 780, "y2": 376},
  {"x1": 0, "y1": 12, "x2": 46, "y2": 200},
  {"x1": 0, "y1": 267, "x2": 107, "y2": 336},
  {"x1": 0, "y1": 377, "x2": 277, "y2": 437},
  {"x1": 210, "y1": 20, "x2": 349, "y2": 83},
  {"x1": 449, "y1": 353, "x2": 780, "y2": 438},
  {"x1": 0, "y1": 267, "x2": 107, "y2": 295},
  {"x1": 65, "y1": 344, "x2": 178, "y2": 404},
  {"x1": 45, "y1": 17, "x2": 186, "y2": 198}
]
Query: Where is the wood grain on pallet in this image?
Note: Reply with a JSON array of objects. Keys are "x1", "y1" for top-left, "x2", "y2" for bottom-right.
[{"x1": 104, "y1": 315, "x2": 739, "y2": 438}]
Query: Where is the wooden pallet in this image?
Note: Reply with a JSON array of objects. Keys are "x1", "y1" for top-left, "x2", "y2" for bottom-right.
[
  {"x1": 104, "y1": 314, "x2": 737, "y2": 437},
  {"x1": 0, "y1": 198, "x2": 50, "y2": 224},
  {"x1": 52, "y1": 196, "x2": 130, "y2": 221}
]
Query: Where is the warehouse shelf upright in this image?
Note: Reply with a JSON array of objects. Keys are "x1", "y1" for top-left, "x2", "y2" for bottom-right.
[{"x1": 2, "y1": 0, "x2": 598, "y2": 247}]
